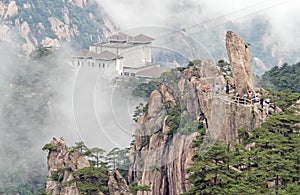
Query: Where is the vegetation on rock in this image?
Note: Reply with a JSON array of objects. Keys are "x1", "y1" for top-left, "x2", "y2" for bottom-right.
[
  {"x1": 73, "y1": 166, "x2": 109, "y2": 194},
  {"x1": 183, "y1": 94, "x2": 300, "y2": 195},
  {"x1": 258, "y1": 62, "x2": 300, "y2": 93},
  {"x1": 129, "y1": 181, "x2": 151, "y2": 194},
  {"x1": 4, "y1": 0, "x2": 112, "y2": 48},
  {"x1": 42, "y1": 143, "x2": 58, "y2": 152}
]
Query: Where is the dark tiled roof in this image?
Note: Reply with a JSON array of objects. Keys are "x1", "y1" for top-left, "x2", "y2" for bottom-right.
[
  {"x1": 96, "y1": 42, "x2": 135, "y2": 48},
  {"x1": 73, "y1": 50, "x2": 122, "y2": 60},
  {"x1": 94, "y1": 33, "x2": 153, "y2": 47},
  {"x1": 95, "y1": 50, "x2": 121, "y2": 60},
  {"x1": 132, "y1": 34, "x2": 154, "y2": 43},
  {"x1": 107, "y1": 32, "x2": 133, "y2": 42},
  {"x1": 73, "y1": 49, "x2": 90, "y2": 57},
  {"x1": 123, "y1": 62, "x2": 159, "y2": 70},
  {"x1": 136, "y1": 66, "x2": 168, "y2": 78}
]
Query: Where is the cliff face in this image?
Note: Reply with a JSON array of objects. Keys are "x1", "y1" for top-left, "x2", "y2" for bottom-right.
[
  {"x1": 128, "y1": 32, "x2": 266, "y2": 195},
  {"x1": 191, "y1": 60, "x2": 263, "y2": 145},
  {"x1": 226, "y1": 31, "x2": 255, "y2": 95},
  {"x1": 45, "y1": 137, "x2": 90, "y2": 195},
  {"x1": 128, "y1": 81, "x2": 199, "y2": 195},
  {"x1": 0, "y1": 0, "x2": 115, "y2": 53}
]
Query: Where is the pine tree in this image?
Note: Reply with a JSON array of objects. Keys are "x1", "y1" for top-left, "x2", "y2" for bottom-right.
[{"x1": 184, "y1": 96, "x2": 300, "y2": 195}]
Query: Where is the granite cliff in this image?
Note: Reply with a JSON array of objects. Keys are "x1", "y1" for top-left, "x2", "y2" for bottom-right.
[
  {"x1": 0, "y1": 0, "x2": 115, "y2": 52},
  {"x1": 128, "y1": 31, "x2": 269, "y2": 195}
]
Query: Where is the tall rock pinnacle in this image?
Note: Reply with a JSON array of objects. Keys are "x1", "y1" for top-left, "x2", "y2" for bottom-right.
[
  {"x1": 226, "y1": 31, "x2": 255, "y2": 95},
  {"x1": 45, "y1": 138, "x2": 90, "y2": 195}
]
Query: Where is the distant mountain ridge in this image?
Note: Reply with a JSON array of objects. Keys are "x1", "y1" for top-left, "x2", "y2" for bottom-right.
[{"x1": 0, "y1": 0, "x2": 115, "y2": 52}]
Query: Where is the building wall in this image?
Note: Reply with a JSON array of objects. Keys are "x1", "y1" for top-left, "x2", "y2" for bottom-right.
[
  {"x1": 73, "y1": 58, "x2": 119, "y2": 78},
  {"x1": 89, "y1": 45, "x2": 96, "y2": 53},
  {"x1": 74, "y1": 41, "x2": 153, "y2": 78},
  {"x1": 96, "y1": 45, "x2": 117, "y2": 54},
  {"x1": 116, "y1": 59, "x2": 123, "y2": 75},
  {"x1": 119, "y1": 44, "x2": 152, "y2": 67},
  {"x1": 96, "y1": 43, "x2": 152, "y2": 68}
]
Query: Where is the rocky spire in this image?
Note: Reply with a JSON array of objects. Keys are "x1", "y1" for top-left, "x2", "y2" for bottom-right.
[
  {"x1": 226, "y1": 31, "x2": 255, "y2": 95},
  {"x1": 108, "y1": 170, "x2": 132, "y2": 195},
  {"x1": 44, "y1": 138, "x2": 132, "y2": 195},
  {"x1": 45, "y1": 137, "x2": 90, "y2": 195}
]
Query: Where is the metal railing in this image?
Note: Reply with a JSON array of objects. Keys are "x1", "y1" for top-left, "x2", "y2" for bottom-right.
[{"x1": 231, "y1": 96, "x2": 252, "y2": 105}]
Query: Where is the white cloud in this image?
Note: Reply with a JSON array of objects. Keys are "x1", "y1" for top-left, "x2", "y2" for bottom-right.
[{"x1": 97, "y1": 0, "x2": 300, "y2": 65}]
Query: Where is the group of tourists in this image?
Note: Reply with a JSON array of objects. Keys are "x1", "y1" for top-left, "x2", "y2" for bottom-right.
[
  {"x1": 225, "y1": 82, "x2": 236, "y2": 95},
  {"x1": 225, "y1": 82, "x2": 271, "y2": 115},
  {"x1": 203, "y1": 83, "x2": 221, "y2": 94},
  {"x1": 261, "y1": 97, "x2": 271, "y2": 115},
  {"x1": 203, "y1": 81, "x2": 271, "y2": 115}
]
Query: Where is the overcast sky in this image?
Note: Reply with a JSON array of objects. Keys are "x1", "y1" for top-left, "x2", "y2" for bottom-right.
[{"x1": 97, "y1": 0, "x2": 300, "y2": 55}]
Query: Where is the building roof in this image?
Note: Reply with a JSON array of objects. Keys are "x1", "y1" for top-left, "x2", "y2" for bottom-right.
[
  {"x1": 122, "y1": 62, "x2": 168, "y2": 78},
  {"x1": 132, "y1": 34, "x2": 154, "y2": 43},
  {"x1": 96, "y1": 42, "x2": 135, "y2": 49},
  {"x1": 73, "y1": 50, "x2": 122, "y2": 61},
  {"x1": 95, "y1": 33, "x2": 153, "y2": 47},
  {"x1": 95, "y1": 50, "x2": 122, "y2": 60},
  {"x1": 123, "y1": 62, "x2": 159, "y2": 70},
  {"x1": 136, "y1": 66, "x2": 168, "y2": 78},
  {"x1": 73, "y1": 49, "x2": 90, "y2": 57},
  {"x1": 107, "y1": 32, "x2": 133, "y2": 42}
]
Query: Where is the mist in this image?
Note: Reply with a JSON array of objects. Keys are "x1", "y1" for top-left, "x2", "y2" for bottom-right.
[
  {"x1": 0, "y1": 39, "x2": 141, "y2": 192},
  {"x1": 98, "y1": 0, "x2": 300, "y2": 67},
  {"x1": 0, "y1": 41, "x2": 78, "y2": 192}
]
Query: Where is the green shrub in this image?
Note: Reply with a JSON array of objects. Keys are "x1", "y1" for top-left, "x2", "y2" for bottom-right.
[
  {"x1": 176, "y1": 67, "x2": 187, "y2": 72},
  {"x1": 129, "y1": 182, "x2": 151, "y2": 194},
  {"x1": 73, "y1": 167, "x2": 109, "y2": 194},
  {"x1": 50, "y1": 171, "x2": 63, "y2": 182},
  {"x1": 42, "y1": 143, "x2": 58, "y2": 151}
]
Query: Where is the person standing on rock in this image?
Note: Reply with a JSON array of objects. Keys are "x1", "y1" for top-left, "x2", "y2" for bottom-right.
[
  {"x1": 215, "y1": 83, "x2": 220, "y2": 94},
  {"x1": 225, "y1": 82, "x2": 230, "y2": 94},
  {"x1": 232, "y1": 84, "x2": 236, "y2": 95},
  {"x1": 260, "y1": 97, "x2": 264, "y2": 108},
  {"x1": 248, "y1": 91, "x2": 253, "y2": 100},
  {"x1": 265, "y1": 98, "x2": 270, "y2": 115}
]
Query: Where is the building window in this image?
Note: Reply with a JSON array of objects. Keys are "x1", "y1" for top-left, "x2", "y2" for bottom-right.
[
  {"x1": 99, "y1": 63, "x2": 101, "y2": 68},
  {"x1": 92, "y1": 62, "x2": 94, "y2": 67},
  {"x1": 124, "y1": 72, "x2": 129, "y2": 76},
  {"x1": 130, "y1": 73, "x2": 136, "y2": 77},
  {"x1": 103, "y1": 63, "x2": 105, "y2": 68}
]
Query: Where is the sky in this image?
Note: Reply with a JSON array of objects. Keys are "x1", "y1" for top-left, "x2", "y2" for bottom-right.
[{"x1": 97, "y1": 0, "x2": 300, "y2": 64}]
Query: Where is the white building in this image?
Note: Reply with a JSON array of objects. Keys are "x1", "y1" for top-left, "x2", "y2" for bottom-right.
[{"x1": 73, "y1": 33, "x2": 167, "y2": 79}]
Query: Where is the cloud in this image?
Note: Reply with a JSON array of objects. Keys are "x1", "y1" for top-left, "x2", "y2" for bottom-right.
[
  {"x1": 0, "y1": 41, "x2": 78, "y2": 189},
  {"x1": 98, "y1": 0, "x2": 299, "y2": 32},
  {"x1": 97, "y1": 0, "x2": 300, "y2": 65}
]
